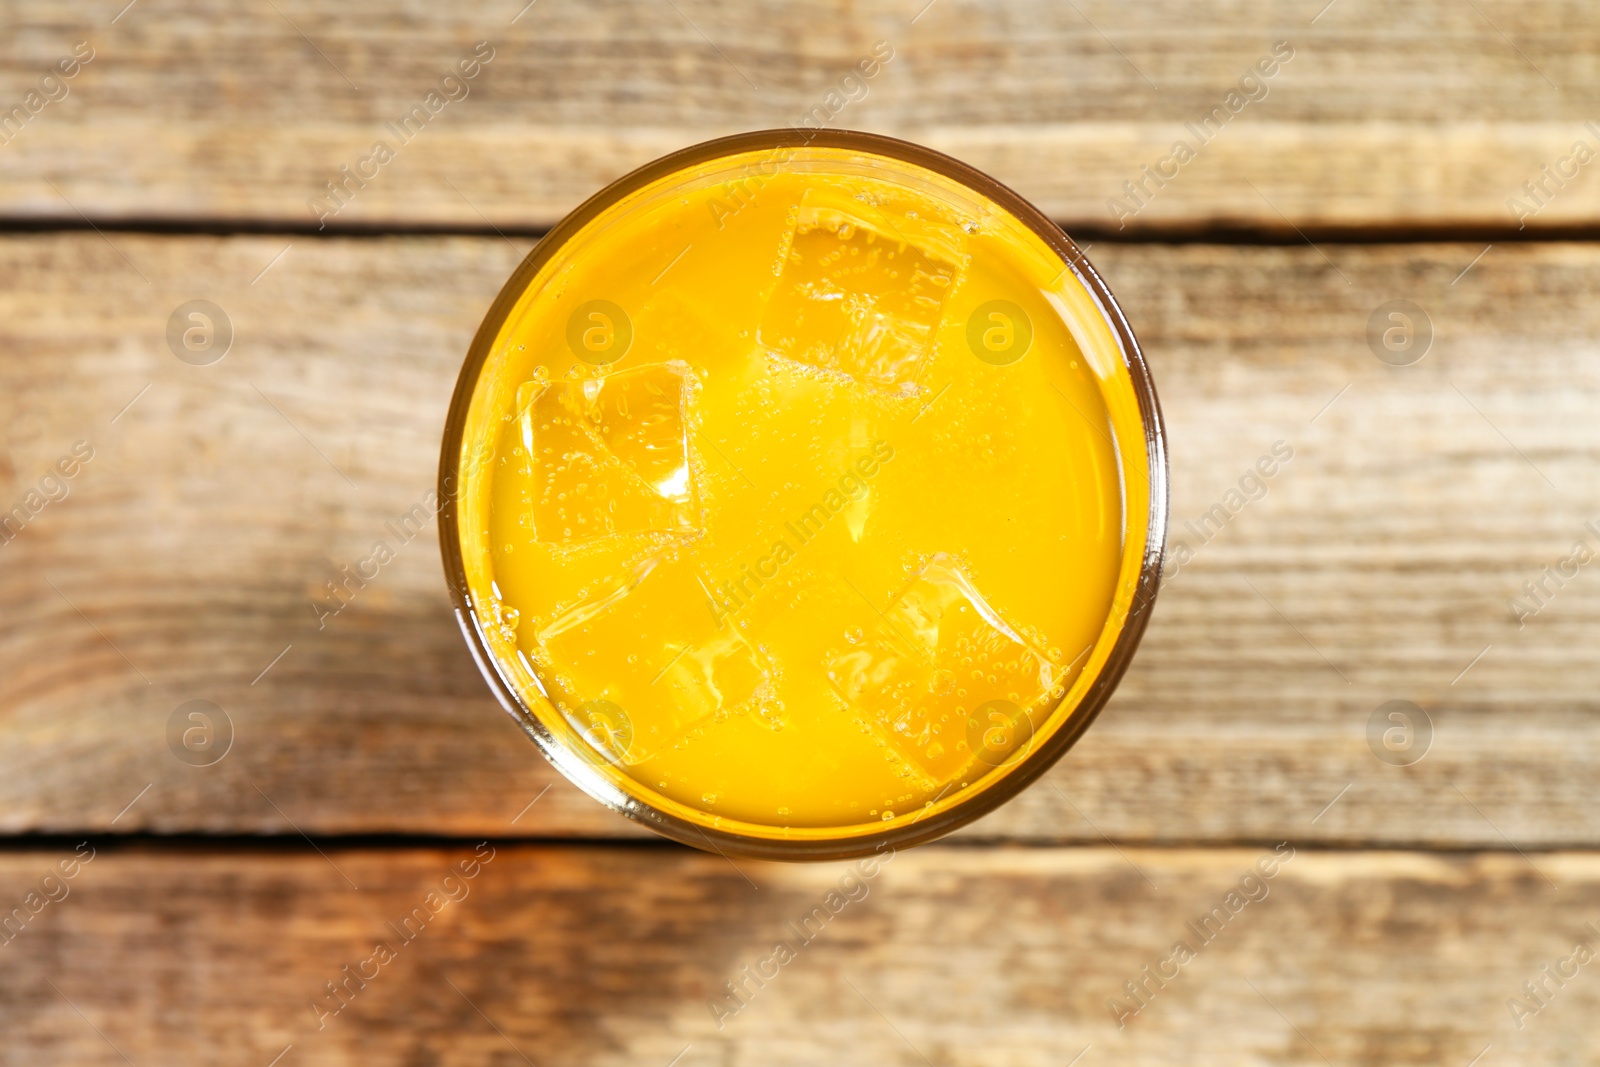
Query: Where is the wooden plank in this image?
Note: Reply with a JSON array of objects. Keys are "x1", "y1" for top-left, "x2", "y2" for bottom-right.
[
  {"x1": 1, "y1": 843, "x2": 1597, "y2": 1063},
  {"x1": 2, "y1": 233, "x2": 1599, "y2": 844},
  {"x1": 1, "y1": 1, "x2": 1599, "y2": 230}
]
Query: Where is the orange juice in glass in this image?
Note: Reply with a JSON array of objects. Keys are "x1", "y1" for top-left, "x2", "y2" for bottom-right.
[{"x1": 440, "y1": 131, "x2": 1167, "y2": 859}]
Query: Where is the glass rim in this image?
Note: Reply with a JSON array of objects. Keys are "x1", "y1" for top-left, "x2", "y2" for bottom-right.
[{"x1": 437, "y1": 127, "x2": 1171, "y2": 861}]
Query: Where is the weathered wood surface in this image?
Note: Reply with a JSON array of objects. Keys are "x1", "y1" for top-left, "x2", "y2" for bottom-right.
[
  {"x1": 2, "y1": 843, "x2": 1597, "y2": 1065},
  {"x1": 1, "y1": 232, "x2": 1597, "y2": 844},
  {"x1": 2, "y1": 1, "x2": 1599, "y2": 231}
]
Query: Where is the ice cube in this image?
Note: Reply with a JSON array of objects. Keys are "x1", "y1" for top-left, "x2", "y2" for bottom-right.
[
  {"x1": 519, "y1": 362, "x2": 700, "y2": 544},
  {"x1": 536, "y1": 552, "x2": 772, "y2": 764},
  {"x1": 824, "y1": 555, "x2": 1059, "y2": 782},
  {"x1": 758, "y1": 188, "x2": 966, "y2": 394}
]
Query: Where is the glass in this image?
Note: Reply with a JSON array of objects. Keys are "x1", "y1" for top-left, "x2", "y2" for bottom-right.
[{"x1": 438, "y1": 129, "x2": 1169, "y2": 860}]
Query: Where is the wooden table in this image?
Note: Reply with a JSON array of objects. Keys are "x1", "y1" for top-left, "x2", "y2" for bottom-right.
[{"x1": 3, "y1": 2, "x2": 1598, "y2": 1062}]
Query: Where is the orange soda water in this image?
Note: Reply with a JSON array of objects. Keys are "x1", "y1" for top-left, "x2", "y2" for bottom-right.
[{"x1": 446, "y1": 135, "x2": 1162, "y2": 852}]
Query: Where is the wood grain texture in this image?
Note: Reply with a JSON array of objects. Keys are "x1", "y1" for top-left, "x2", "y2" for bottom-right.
[
  {"x1": 1, "y1": 1, "x2": 1599, "y2": 230},
  {"x1": 1, "y1": 843, "x2": 1598, "y2": 1064},
  {"x1": 1, "y1": 232, "x2": 1597, "y2": 844}
]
